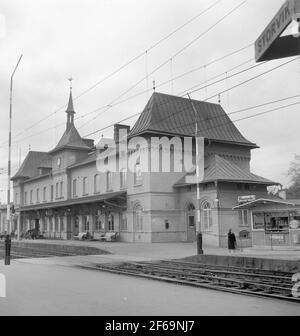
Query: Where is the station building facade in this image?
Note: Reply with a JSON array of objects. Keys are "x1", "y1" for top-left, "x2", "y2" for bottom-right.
[{"x1": 10, "y1": 90, "x2": 278, "y2": 247}]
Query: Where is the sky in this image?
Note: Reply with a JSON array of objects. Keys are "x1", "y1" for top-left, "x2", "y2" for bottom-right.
[{"x1": 0, "y1": 0, "x2": 299, "y2": 203}]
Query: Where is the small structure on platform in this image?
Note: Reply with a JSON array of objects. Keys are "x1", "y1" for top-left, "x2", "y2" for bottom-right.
[{"x1": 233, "y1": 198, "x2": 300, "y2": 247}]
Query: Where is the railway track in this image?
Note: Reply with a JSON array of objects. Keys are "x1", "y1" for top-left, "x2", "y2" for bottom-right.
[{"x1": 80, "y1": 259, "x2": 300, "y2": 303}]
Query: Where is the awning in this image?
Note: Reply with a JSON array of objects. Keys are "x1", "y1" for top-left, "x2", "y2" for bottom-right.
[
  {"x1": 233, "y1": 198, "x2": 295, "y2": 210},
  {"x1": 19, "y1": 191, "x2": 127, "y2": 212}
]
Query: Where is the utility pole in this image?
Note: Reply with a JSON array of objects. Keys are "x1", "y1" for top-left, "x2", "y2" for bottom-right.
[
  {"x1": 7, "y1": 54, "x2": 23, "y2": 236},
  {"x1": 187, "y1": 93, "x2": 204, "y2": 255}
]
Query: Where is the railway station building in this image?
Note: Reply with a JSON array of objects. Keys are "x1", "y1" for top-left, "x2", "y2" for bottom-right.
[{"x1": 10, "y1": 90, "x2": 279, "y2": 247}]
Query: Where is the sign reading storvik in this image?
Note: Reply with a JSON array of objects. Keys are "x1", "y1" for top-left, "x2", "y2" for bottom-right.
[{"x1": 255, "y1": 0, "x2": 299, "y2": 62}]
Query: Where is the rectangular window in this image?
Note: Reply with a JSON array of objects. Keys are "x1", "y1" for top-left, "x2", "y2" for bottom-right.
[
  {"x1": 106, "y1": 171, "x2": 113, "y2": 191},
  {"x1": 95, "y1": 210, "x2": 104, "y2": 231},
  {"x1": 24, "y1": 192, "x2": 27, "y2": 205},
  {"x1": 94, "y1": 174, "x2": 100, "y2": 193},
  {"x1": 120, "y1": 212, "x2": 127, "y2": 231},
  {"x1": 252, "y1": 213, "x2": 265, "y2": 231},
  {"x1": 60, "y1": 181, "x2": 63, "y2": 198},
  {"x1": 43, "y1": 187, "x2": 47, "y2": 202},
  {"x1": 120, "y1": 169, "x2": 127, "y2": 189},
  {"x1": 83, "y1": 177, "x2": 88, "y2": 195},
  {"x1": 51, "y1": 185, "x2": 54, "y2": 201},
  {"x1": 55, "y1": 182, "x2": 59, "y2": 199},
  {"x1": 30, "y1": 190, "x2": 33, "y2": 204},
  {"x1": 108, "y1": 214, "x2": 114, "y2": 231},
  {"x1": 134, "y1": 162, "x2": 142, "y2": 185},
  {"x1": 60, "y1": 217, "x2": 64, "y2": 232},
  {"x1": 73, "y1": 179, "x2": 77, "y2": 197},
  {"x1": 239, "y1": 210, "x2": 249, "y2": 227},
  {"x1": 83, "y1": 215, "x2": 89, "y2": 232},
  {"x1": 36, "y1": 189, "x2": 40, "y2": 203}
]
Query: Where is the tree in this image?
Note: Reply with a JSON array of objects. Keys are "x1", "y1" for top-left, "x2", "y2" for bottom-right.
[{"x1": 286, "y1": 155, "x2": 300, "y2": 198}]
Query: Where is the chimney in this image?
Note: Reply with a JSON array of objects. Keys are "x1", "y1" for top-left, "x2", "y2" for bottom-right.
[{"x1": 114, "y1": 124, "x2": 130, "y2": 144}]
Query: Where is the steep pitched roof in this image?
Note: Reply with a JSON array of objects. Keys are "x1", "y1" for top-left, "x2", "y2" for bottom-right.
[
  {"x1": 66, "y1": 90, "x2": 75, "y2": 113},
  {"x1": 130, "y1": 92, "x2": 257, "y2": 148},
  {"x1": 49, "y1": 125, "x2": 90, "y2": 154},
  {"x1": 174, "y1": 155, "x2": 277, "y2": 187},
  {"x1": 67, "y1": 151, "x2": 97, "y2": 169},
  {"x1": 11, "y1": 151, "x2": 52, "y2": 181}
]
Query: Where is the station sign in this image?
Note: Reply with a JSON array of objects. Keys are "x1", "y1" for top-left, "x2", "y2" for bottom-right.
[
  {"x1": 255, "y1": 0, "x2": 300, "y2": 62},
  {"x1": 238, "y1": 195, "x2": 256, "y2": 204}
]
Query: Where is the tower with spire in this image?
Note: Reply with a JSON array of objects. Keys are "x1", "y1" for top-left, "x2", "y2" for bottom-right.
[
  {"x1": 66, "y1": 78, "x2": 75, "y2": 131},
  {"x1": 48, "y1": 80, "x2": 91, "y2": 162}
]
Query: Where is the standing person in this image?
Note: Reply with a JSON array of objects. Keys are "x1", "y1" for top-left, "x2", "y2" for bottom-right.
[{"x1": 228, "y1": 229, "x2": 236, "y2": 253}]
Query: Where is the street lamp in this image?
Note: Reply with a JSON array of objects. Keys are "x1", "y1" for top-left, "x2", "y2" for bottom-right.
[{"x1": 7, "y1": 54, "x2": 23, "y2": 236}]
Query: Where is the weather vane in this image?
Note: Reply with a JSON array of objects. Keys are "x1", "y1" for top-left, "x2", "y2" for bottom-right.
[{"x1": 68, "y1": 76, "x2": 73, "y2": 91}]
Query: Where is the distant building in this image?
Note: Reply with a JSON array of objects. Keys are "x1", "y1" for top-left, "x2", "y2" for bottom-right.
[{"x1": 12, "y1": 89, "x2": 277, "y2": 247}]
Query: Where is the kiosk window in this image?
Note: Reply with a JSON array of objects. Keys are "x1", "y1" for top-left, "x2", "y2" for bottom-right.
[{"x1": 252, "y1": 213, "x2": 265, "y2": 230}]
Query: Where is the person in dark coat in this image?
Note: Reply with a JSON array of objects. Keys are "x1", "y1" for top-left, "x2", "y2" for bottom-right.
[{"x1": 228, "y1": 229, "x2": 236, "y2": 252}]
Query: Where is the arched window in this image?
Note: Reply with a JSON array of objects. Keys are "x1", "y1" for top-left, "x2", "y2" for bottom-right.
[
  {"x1": 72, "y1": 179, "x2": 77, "y2": 197},
  {"x1": 202, "y1": 201, "x2": 213, "y2": 231},
  {"x1": 134, "y1": 204, "x2": 143, "y2": 232},
  {"x1": 134, "y1": 159, "x2": 142, "y2": 185},
  {"x1": 94, "y1": 174, "x2": 100, "y2": 193},
  {"x1": 187, "y1": 203, "x2": 195, "y2": 212},
  {"x1": 106, "y1": 171, "x2": 113, "y2": 191},
  {"x1": 83, "y1": 177, "x2": 88, "y2": 195}
]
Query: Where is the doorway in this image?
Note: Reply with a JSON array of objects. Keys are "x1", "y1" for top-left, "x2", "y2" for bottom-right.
[{"x1": 186, "y1": 203, "x2": 196, "y2": 242}]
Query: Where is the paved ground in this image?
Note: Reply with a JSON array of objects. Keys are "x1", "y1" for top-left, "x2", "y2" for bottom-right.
[
  {"x1": 0, "y1": 261, "x2": 299, "y2": 316},
  {"x1": 0, "y1": 240, "x2": 299, "y2": 315}
]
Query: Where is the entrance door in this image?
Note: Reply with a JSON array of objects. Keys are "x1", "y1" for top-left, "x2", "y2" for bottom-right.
[
  {"x1": 35, "y1": 219, "x2": 40, "y2": 232},
  {"x1": 186, "y1": 203, "x2": 196, "y2": 242}
]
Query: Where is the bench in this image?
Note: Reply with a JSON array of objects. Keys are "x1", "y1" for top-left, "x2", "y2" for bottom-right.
[
  {"x1": 74, "y1": 232, "x2": 92, "y2": 241},
  {"x1": 100, "y1": 232, "x2": 118, "y2": 242}
]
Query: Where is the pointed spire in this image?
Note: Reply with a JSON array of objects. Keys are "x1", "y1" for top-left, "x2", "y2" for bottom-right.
[
  {"x1": 66, "y1": 89, "x2": 75, "y2": 113},
  {"x1": 66, "y1": 78, "x2": 75, "y2": 131}
]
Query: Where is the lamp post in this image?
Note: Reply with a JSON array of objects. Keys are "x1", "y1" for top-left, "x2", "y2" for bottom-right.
[{"x1": 7, "y1": 54, "x2": 23, "y2": 236}]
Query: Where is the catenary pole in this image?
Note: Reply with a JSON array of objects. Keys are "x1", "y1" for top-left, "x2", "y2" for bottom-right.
[
  {"x1": 187, "y1": 93, "x2": 204, "y2": 255},
  {"x1": 7, "y1": 54, "x2": 23, "y2": 238}
]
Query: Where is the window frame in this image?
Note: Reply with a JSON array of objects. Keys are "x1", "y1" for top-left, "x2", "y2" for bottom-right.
[
  {"x1": 239, "y1": 209, "x2": 249, "y2": 227},
  {"x1": 43, "y1": 186, "x2": 47, "y2": 202},
  {"x1": 134, "y1": 162, "x2": 142, "y2": 186},
  {"x1": 120, "y1": 212, "x2": 127, "y2": 232},
  {"x1": 106, "y1": 171, "x2": 113, "y2": 192},
  {"x1": 94, "y1": 174, "x2": 100, "y2": 194},
  {"x1": 55, "y1": 182, "x2": 59, "y2": 199},
  {"x1": 60, "y1": 181, "x2": 63, "y2": 198},
  {"x1": 83, "y1": 177, "x2": 88, "y2": 196},
  {"x1": 202, "y1": 201, "x2": 213, "y2": 232},
  {"x1": 72, "y1": 179, "x2": 77, "y2": 197},
  {"x1": 120, "y1": 169, "x2": 127, "y2": 189}
]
